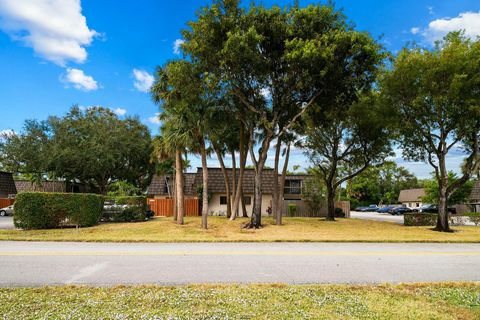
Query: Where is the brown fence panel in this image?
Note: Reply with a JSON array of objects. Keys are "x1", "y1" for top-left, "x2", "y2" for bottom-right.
[
  {"x1": 148, "y1": 198, "x2": 199, "y2": 217},
  {"x1": 0, "y1": 199, "x2": 14, "y2": 208},
  {"x1": 184, "y1": 198, "x2": 200, "y2": 216}
]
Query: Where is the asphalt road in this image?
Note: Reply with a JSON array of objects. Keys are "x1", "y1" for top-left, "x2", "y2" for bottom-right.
[
  {"x1": 0, "y1": 241, "x2": 479, "y2": 286},
  {"x1": 0, "y1": 216, "x2": 13, "y2": 230},
  {"x1": 350, "y1": 211, "x2": 404, "y2": 224}
]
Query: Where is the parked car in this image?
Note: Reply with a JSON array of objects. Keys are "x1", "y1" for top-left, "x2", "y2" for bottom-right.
[
  {"x1": 355, "y1": 205, "x2": 379, "y2": 212},
  {"x1": 414, "y1": 204, "x2": 457, "y2": 214},
  {"x1": 0, "y1": 205, "x2": 14, "y2": 216},
  {"x1": 389, "y1": 206, "x2": 413, "y2": 215},
  {"x1": 376, "y1": 205, "x2": 396, "y2": 213}
]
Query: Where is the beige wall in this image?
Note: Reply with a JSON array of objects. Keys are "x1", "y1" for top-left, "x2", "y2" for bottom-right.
[{"x1": 209, "y1": 193, "x2": 272, "y2": 217}]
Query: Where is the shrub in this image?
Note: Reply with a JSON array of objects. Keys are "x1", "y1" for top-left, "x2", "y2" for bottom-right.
[
  {"x1": 102, "y1": 196, "x2": 147, "y2": 222},
  {"x1": 14, "y1": 192, "x2": 103, "y2": 229},
  {"x1": 287, "y1": 203, "x2": 297, "y2": 217},
  {"x1": 404, "y1": 213, "x2": 437, "y2": 226},
  {"x1": 334, "y1": 207, "x2": 345, "y2": 218}
]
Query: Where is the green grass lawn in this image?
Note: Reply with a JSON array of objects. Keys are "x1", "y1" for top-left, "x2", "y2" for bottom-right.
[
  {"x1": 1, "y1": 216, "x2": 480, "y2": 242},
  {"x1": 0, "y1": 283, "x2": 479, "y2": 319}
]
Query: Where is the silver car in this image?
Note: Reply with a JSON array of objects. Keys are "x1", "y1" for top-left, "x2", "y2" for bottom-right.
[{"x1": 0, "y1": 205, "x2": 14, "y2": 216}]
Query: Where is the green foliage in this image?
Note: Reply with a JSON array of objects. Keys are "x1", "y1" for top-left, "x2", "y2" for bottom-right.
[
  {"x1": 102, "y1": 196, "x2": 147, "y2": 222},
  {"x1": 195, "y1": 185, "x2": 212, "y2": 203},
  {"x1": 348, "y1": 161, "x2": 419, "y2": 204},
  {"x1": 287, "y1": 203, "x2": 297, "y2": 217},
  {"x1": 422, "y1": 172, "x2": 474, "y2": 205},
  {"x1": 0, "y1": 106, "x2": 153, "y2": 194},
  {"x1": 404, "y1": 213, "x2": 438, "y2": 226},
  {"x1": 302, "y1": 170, "x2": 326, "y2": 215},
  {"x1": 107, "y1": 181, "x2": 142, "y2": 197},
  {"x1": 13, "y1": 192, "x2": 103, "y2": 229}
]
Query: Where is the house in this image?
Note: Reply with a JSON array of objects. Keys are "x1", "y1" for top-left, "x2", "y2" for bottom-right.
[
  {"x1": 147, "y1": 168, "x2": 310, "y2": 216},
  {"x1": 398, "y1": 188, "x2": 425, "y2": 208},
  {"x1": 470, "y1": 181, "x2": 480, "y2": 213},
  {"x1": 0, "y1": 172, "x2": 17, "y2": 198},
  {"x1": 14, "y1": 180, "x2": 88, "y2": 194}
]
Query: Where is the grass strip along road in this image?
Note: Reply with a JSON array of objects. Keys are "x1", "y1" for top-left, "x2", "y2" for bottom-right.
[
  {"x1": 1, "y1": 217, "x2": 480, "y2": 243},
  {"x1": 1, "y1": 283, "x2": 479, "y2": 319}
]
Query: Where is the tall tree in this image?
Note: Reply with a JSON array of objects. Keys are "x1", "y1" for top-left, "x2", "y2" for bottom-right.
[
  {"x1": 183, "y1": 1, "x2": 385, "y2": 228},
  {"x1": 305, "y1": 93, "x2": 392, "y2": 220},
  {"x1": 381, "y1": 32, "x2": 480, "y2": 232},
  {"x1": 151, "y1": 60, "x2": 217, "y2": 229},
  {"x1": 1, "y1": 106, "x2": 153, "y2": 194}
]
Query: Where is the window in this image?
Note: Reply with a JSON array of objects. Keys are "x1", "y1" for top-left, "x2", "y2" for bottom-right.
[
  {"x1": 220, "y1": 196, "x2": 227, "y2": 205},
  {"x1": 243, "y1": 196, "x2": 251, "y2": 205},
  {"x1": 284, "y1": 180, "x2": 302, "y2": 195}
]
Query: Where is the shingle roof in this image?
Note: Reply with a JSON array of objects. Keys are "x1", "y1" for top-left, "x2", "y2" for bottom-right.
[
  {"x1": 398, "y1": 188, "x2": 425, "y2": 203},
  {"x1": 194, "y1": 168, "x2": 278, "y2": 194},
  {"x1": 14, "y1": 180, "x2": 67, "y2": 193},
  {"x1": 147, "y1": 173, "x2": 196, "y2": 196},
  {"x1": 0, "y1": 172, "x2": 17, "y2": 196},
  {"x1": 148, "y1": 168, "x2": 310, "y2": 196},
  {"x1": 470, "y1": 181, "x2": 480, "y2": 203}
]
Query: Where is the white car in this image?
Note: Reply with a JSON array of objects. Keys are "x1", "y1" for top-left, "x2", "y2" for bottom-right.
[{"x1": 0, "y1": 205, "x2": 14, "y2": 216}]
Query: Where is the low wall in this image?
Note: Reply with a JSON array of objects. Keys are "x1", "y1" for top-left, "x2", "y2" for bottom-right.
[{"x1": 404, "y1": 213, "x2": 480, "y2": 226}]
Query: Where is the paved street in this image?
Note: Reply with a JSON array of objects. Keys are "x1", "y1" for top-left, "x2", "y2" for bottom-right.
[
  {"x1": 350, "y1": 211, "x2": 404, "y2": 224},
  {"x1": 0, "y1": 241, "x2": 479, "y2": 286},
  {"x1": 0, "y1": 216, "x2": 13, "y2": 230}
]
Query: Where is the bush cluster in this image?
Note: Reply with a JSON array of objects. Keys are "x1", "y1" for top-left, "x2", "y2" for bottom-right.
[
  {"x1": 404, "y1": 213, "x2": 438, "y2": 226},
  {"x1": 14, "y1": 192, "x2": 104, "y2": 229},
  {"x1": 102, "y1": 196, "x2": 147, "y2": 222}
]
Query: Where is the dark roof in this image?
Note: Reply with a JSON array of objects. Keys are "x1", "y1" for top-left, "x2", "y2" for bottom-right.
[
  {"x1": 470, "y1": 181, "x2": 480, "y2": 203},
  {"x1": 148, "y1": 168, "x2": 311, "y2": 196},
  {"x1": 15, "y1": 180, "x2": 67, "y2": 193},
  {"x1": 398, "y1": 188, "x2": 425, "y2": 203},
  {"x1": 147, "y1": 173, "x2": 196, "y2": 196},
  {"x1": 0, "y1": 172, "x2": 17, "y2": 195}
]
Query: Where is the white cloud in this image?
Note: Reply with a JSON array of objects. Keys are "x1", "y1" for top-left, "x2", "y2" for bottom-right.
[
  {"x1": 148, "y1": 112, "x2": 161, "y2": 124},
  {"x1": 173, "y1": 39, "x2": 184, "y2": 55},
  {"x1": 0, "y1": 0, "x2": 98, "y2": 66},
  {"x1": 410, "y1": 27, "x2": 420, "y2": 35},
  {"x1": 61, "y1": 68, "x2": 98, "y2": 91},
  {"x1": 132, "y1": 68, "x2": 154, "y2": 93},
  {"x1": 422, "y1": 11, "x2": 480, "y2": 44},
  {"x1": 112, "y1": 108, "x2": 126, "y2": 116},
  {"x1": 0, "y1": 129, "x2": 15, "y2": 137},
  {"x1": 427, "y1": 6, "x2": 435, "y2": 15}
]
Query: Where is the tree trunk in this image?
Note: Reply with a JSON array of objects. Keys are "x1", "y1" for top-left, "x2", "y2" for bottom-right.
[
  {"x1": 231, "y1": 124, "x2": 246, "y2": 221},
  {"x1": 434, "y1": 158, "x2": 451, "y2": 232},
  {"x1": 245, "y1": 136, "x2": 270, "y2": 229},
  {"x1": 200, "y1": 139, "x2": 208, "y2": 229},
  {"x1": 240, "y1": 186, "x2": 248, "y2": 217},
  {"x1": 277, "y1": 142, "x2": 291, "y2": 225},
  {"x1": 231, "y1": 149, "x2": 237, "y2": 218},
  {"x1": 272, "y1": 138, "x2": 282, "y2": 224},
  {"x1": 326, "y1": 185, "x2": 336, "y2": 221},
  {"x1": 175, "y1": 148, "x2": 184, "y2": 224},
  {"x1": 213, "y1": 144, "x2": 231, "y2": 218}
]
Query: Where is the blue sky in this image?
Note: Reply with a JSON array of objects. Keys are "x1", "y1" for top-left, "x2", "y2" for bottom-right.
[{"x1": 0, "y1": 0, "x2": 479, "y2": 178}]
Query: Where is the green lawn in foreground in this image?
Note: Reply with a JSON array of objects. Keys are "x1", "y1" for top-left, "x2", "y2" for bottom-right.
[
  {"x1": 1, "y1": 216, "x2": 480, "y2": 243},
  {"x1": 0, "y1": 283, "x2": 479, "y2": 319}
]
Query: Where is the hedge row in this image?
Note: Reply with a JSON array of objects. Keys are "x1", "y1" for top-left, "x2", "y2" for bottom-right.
[
  {"x1": 404, "y1": 213, "x2": 438, "y2": 226},
  {"x1": 14, "y1": 192, "x2": 104, "y2": 229},
  {"x1": 404, "y1": 213, "x2": 480, "y2": 226},
  {"x1": 102, "y1": 196, "x2": 147, "y2": 222}
]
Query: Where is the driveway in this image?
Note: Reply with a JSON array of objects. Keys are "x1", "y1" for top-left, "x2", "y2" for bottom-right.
[
  {"x1": 0, "y1": 241, "x2": 479, "y2": 286},
  {"x1": 350, "y1": 211, "x2": 404, "y2": 224},
  {"x1": 0, "y1": 216, "x2": 14, "y2": 230}
]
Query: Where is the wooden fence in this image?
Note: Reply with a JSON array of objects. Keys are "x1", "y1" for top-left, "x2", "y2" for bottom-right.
[
  {"x1": 148, "y1": 198, "x2": 200, "y2": 217},
  {"x1": 281, "y1": 200, "x2": 350, "y2": 218},
  {"x1": 0, "y1": 198, "x2": 14, "y2": 208}
]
